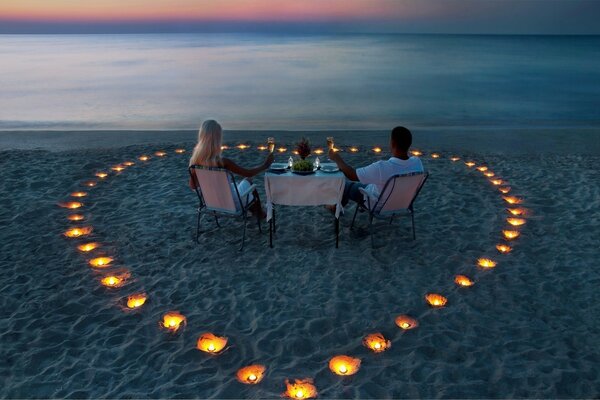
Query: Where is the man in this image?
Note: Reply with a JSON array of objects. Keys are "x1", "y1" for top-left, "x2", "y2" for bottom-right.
[{"x1": 328, "y1": 126, "x2": 424, "y2": 208}]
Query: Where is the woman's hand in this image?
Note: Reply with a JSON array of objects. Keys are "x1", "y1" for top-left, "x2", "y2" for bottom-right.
[{"x1": 263, "y1": 152, "x2": 275, "y2": 169}]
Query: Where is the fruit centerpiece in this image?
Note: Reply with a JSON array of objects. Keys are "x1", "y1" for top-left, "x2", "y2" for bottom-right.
[{"x1": 292, "y1": 159, "x2": 314, "y2": 173}]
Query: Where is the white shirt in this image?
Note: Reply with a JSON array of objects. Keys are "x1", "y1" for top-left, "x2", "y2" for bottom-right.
[{"x1": 356, "y1": 156, "x2": 424, "y2": 199}]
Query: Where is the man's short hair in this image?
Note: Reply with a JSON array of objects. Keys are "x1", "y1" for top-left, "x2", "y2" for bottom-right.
[{"x1": 391, "y1": 126, "x2": 412, "y2": 151}]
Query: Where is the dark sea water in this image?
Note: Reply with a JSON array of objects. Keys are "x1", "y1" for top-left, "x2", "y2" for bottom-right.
[{"x1": 0, "y1": 33, "x2": 599, "y2": 130}]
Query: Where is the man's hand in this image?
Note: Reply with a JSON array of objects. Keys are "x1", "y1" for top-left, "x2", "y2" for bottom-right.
[
  {"x1": 328, "y1": 148, "x2": 358, "y2": 181},
  {"x1": 328, "y1": 148, "x2": 341, "y2": 163}
]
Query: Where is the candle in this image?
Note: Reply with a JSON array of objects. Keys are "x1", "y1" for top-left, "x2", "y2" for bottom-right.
[
  {"x1": 82, "y1": 180, "x2": 97, "y2": 187},
  {"x1": 502, "y1": 230, "x2": 520, "y2": 240},
  {"x1": 410, "y1": 150, "x2": 423, "y2": 156},
  {"x1": 465, "y1": 161, "x2": 476, "y2": 167},
  {"x1": 64, "y1": 227, "x2": 92, "y2": 238},
  {"x1": 155, "y1": 151, "x2": 166, "y2": 157},
  {"x1": 68, "y1": 214, "x2": 85, "y2": 221},
  {"x1": 477, "y1": 258, "x2": 497, "y2": 268},
  {"x1": 283, "y1": 379, "x2": 317, "y2": 399},
  {"x1": 362, "y1": 332, "x2": 391, "y2": 353},
  {"x1": 507, "y1": 217, "x2": 526, "y2": 226},
  {"x1": 197, "y1": 332, "x2": 228, "y2": 354},
  {"x1": 95, "y1": 172, "x2": 108, "y2": 179},
  {"x1": 395, "y1": 315, "x2": 419, "y2": 330},
  {"x1": 425, "y1": 293, "x2": 448, "y2": 307},
  {"x1": 454, "y1": 275, "x2": 474, "y2": 287},
  {"x1": 450, "y1": 156, "x2": 461, "y2": 162},
  {"x1": 328, "y1": 355, "x2": 361, "y2": 376},
  {"x1": 372, "y1": 147, "x2": 382, "y2": 153},
  {"x1": 59, "y1": 202, "x2": 83, "y2": 209},
  {"x1": 111, "y1": 165, "x2": 125, "y2": 172},
  {"x1": 503, "y1": 196, "x2": 523, "y2": 204},
  {"x1": 70, "y1": 192, "x2": 87, "y2": 198},
  {"x1": 162, "y1": 312, "x2": 186, "y2": 332},
  {"x1": 175, "y1": 149, "x2": 186, "y2": 153},
  {"x1": 89, "y1": 257, "x2": 113, "y2": 268},
  {"x1": 123, "y1": 161, "x2": 135, "y2": 166},
  {"x1": 126, "y1": 293, "x2": 147, "y2": 309},
  {"x1": 77, "y1": 242, "x2": 99, "y2": 252},
  {"x1": 499, "y1": 186, "x2": 511, "y2": 194},
  {"x1": 430, "y1": 153, "x2": 440, "y2": 159},
  {"x1": 138, "y1": 155, "x2": 150, "y2": 161},
  {"x1": 496, "y1": 244, "x2": 512, "y2": 253},
  {"x1": 236, "y1": 364, "x2": 266, "y2": 384}
]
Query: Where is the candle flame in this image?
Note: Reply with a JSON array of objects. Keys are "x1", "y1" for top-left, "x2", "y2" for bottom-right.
[
  {"x1": 162, "y1": 312, "x2": 186, "y2": 332},
  {"x1": 477, "y1": 258, "x2": 497, "y2": 268},
  {"x1": 362, "y1": 332, "x2": 391, "y2": 353},
  {"x1": 372, "y1": 147, "x2": 382, "y2": 153},
  {"x1": 68, "y1": 214, "x2": 85, "y2": 221},
  {"x1": 503, "y1": 230, "x2": 520, "y2": 240},
  {"x1": 59, "y1": 201, "x2": 83, "y2": 209},
  {"x1": 349, "y1": 147, "x2": 359, "y2": 152},
  {"x1": 503, "y1": 196, "x2": 522, "y2": 204},
  {"x1": 138, "y1": 155, "x2": 150, "y2": 161},
  {"x1": 221, "y1": 145, "x2": 229, "y2": 150},
  {"x1": 277, "y1": 147, "x2": 287, "y2": 153},
  {"x1": 155, "y1": 151, "x2": 166, "y2": 157},
  {"x1": 237, "y1": 144, "x2": 250, "y2": 150},
  {"x1": 89, "y1": 257, "x2": 113, "y2": 268},
  {"x1": 111, "y1": 165, "x2": 125, "y2": 172},
  {"x1": 70, "y1": 191, "x2": 87, "y2": 198},
  {"x1": 490, "y1": 179, "x2": 504, "y2": 185},
  {"x1": 465, "y1": 161, "x2": 476, "y2": 167},
  {"x1": 283, "y1": 379, "x2": 317, "y2": 399},
  {"x1": 507, "y1": 208, "x2": 525, "y2": 216},
  {"x1": 236, "y1": 364, "x2": 266, "y2": 384},
  {"x1": 257, "y1": 145, "x2": 268, "y2": 151},
  {"x1": 430, "y1": 153, "x2": 440, "y2": 158},
  {"x1": 64, "y1": 226, "x2": 92, "y2": 238},
  {"x1": 507, "y1": 217, "x2": 526, "y2": 226},
  {"x1": 484, "y1": 171, "x2": 495, "y2": 177},
  {"x1": 454, "y1": 275, "x2": 474, "y2": 287},
  {"x1": 126, "y1": 293, "x2": 147, "y2": 309},
  {"x1": 95, "y1": 172, "x2": 108, "y2": 178},
  {"x1": 313, "y1": 148, "x2": 324, "y2": 155},
  {"x1": 496, "y1": 244, "x2": 512, "y2": 253},
  {"x1": 329, "y1": 355, "x2": 361, "y2": 376},
  {"x1": 477, "y1": 166, "x2": 488, "y2": 172},
  {"x1": 77, "y1": 242, "x2": 99, "y2": 252},
  {"x1": 395, "y1": 315, "x2": 419, "y2": 330},
  {"x1": 410, "y1": 150, "x2": 422, "y2": 156},
  {"x1": 450, "y1": 156, "x2": 460, "y2": 161},
  {"x1": 100, "y1": 272, "x2": 130, "y2": 288},
  {"x1": 123, "y1": 161, "x2": 135, "y2": 166},
  {"x1": 425, "y1": 293, "x2": 448, "y2": 307},
  {"x1": 196, "y1": 332, "x2": 228, "y2": 354},
  {"x1": 175, "y1": 149, "x2": 186, "y2": 153},
  {"x1": 82, "y1": 180, "x2": 97, "y2": 187},
  {"x1": 499, "y1": 186, "x2": 511, "y2": 194}
]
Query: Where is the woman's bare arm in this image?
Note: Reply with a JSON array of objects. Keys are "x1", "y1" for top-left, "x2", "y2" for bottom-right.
[{"x1": 222, "y1": 153, "x2": 274, "y2": 178}]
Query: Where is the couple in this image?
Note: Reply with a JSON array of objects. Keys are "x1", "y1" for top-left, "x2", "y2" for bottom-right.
[{"x1": 188, "y1": 120, "x2": 424, "y2": 216}]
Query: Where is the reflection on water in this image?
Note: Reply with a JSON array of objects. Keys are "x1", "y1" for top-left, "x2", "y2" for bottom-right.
[{"x1": 0, "y1": 34, "x2": 599, "y2": 130}]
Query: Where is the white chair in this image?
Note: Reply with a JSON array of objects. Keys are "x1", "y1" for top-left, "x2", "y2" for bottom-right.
[
  {"x1": 350, "y1": 172, "x2": 428, "y2": 247},
  {"x1": 188, "y1": 165, "x2": 261, "y2": 250}
]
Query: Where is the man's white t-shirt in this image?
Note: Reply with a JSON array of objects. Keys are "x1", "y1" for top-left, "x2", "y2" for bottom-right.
[{"x1": 356, "y1": 156, "x2": 424, "y2": 199}]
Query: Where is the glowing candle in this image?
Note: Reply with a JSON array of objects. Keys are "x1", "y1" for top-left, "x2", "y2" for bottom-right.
[
  {"x1": 236, "y1": 365, "x2": 266, "y2": 384},
  {"x1": 64, "y1": 227, "x2": 92, "y2": 238},
  {"x1": 507, "y1": 208, "x2": 525, "y2": 216},
  {"x1": 507, "y1": 217, "x2": 526, "y2": 226},
  {"x1": 372, "y1": 147, "x2": 382, "y2": 153},
  {"x1": 196, "y1": 332, "x2": 228, "y2": 354},
  {"x1": 313, "y1": 148, "x2": 324, "y2": 155},
  {"x1": 68, "y1": 214, "x2": 85, "y2": 221},
  {"x1": 123, "y1": 161, "x2": 135, "y2": 166},
  {"x1": 477, "y1": 166, "x2": 488, "y2": 172},
  {"x1": 425, "y1": 293, "x2": 448, "y2": 307},
  {"x1": 59, "y1": 201, "x2": 83, "y2": 209},
  {"x1": 77, "y1": 242, "x2": 99, "y2": 252},
  {"x1": 101, "y1": 273, "x2": 128, "y2": 288},
  {"x1": 70, "y1": 192, "x2": 87, "y2": 198},
  {"x1": 450, "y1": 156, "x2": 460, "y2": 161},
  {"x1": 329, "y1": 355, "x2": 361, "y2": 376},
  {"x1": 82, "y1": 180, "x2": 97, "y2": 187},
  {"x1": 111, "y1": 165, "x2": 125, "y2": 172},
  {"x1": 430, "y1": 153, "x2": 440, "y2": 159},
  {"x1": 126, "y1": 293, "x2": 147, "y2": 309},
  {"x1": 175, "y1": 149, "x2": 186, "y2": 153},
  {"x1": 484, "y1": 171, "x2": 495, "y2": 177},
  {"x1": 155, "y1": 151, "x2": 166, "y2": 157},
  {"x1": 503, "y1": 230, "x2": 520, "y2": 240},
  {"x1": 162, "y1": 312, "x2": 186, "y2": 332},
  {"x1": 454, "y1": 275, "x2": 474, "y2": 287},
  {"x1": 490, "y1": 179, "x2": 504, "y2": 186},
  {"x1": 477, "y1": 258, "x2": 497, "y2": 268},
  {"x1": 465, "y1": 161, "x2": 476, "y2": 167},
  {"x1": 496, "y1": 244, "x2": 512, "y2": 253},
  {"x1": 221, "y1": 145, "x2": 229, "y2": 150},
  {"x1": 362, "y1": 333, "x2": 391, "y2": 353},
  {"x1": 89, "y1": 257, "x2": 113, "y2": 268},
  {"x1": 138, "y1": 155, "x2": 150, "y2": 161},
  {"x1": 410, "y1": 150, "x2": 423, "y2": 156},
  {"x1": 499, "y1": 186, "x2": 511, "y2": 194},
  {"x1": 503, "y1": 196, "x2": 523, "y2": 204},
  {"x1": 395, "y1": 315, "x2": 419, "y2": 330},
  {"x1": 257, "y1": 145, "x2": 268, "y2": 151},
  {"x1": 277, "y1": 147, "x2": 287, "y2": 153},
  {"x1": 349, "y1": 147, "x2": 359, "y2": 152},
  {"x1": 283, "y1": 379, "x2": 317, "y2": 399},
  {"x1": 95, "y1": 172, "x2": 108, "y2": 179},
  {"x1": 237, "y1": 144, "x2": 249, "y2": 150}
]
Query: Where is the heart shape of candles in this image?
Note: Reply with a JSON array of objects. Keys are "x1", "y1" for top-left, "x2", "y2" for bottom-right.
[{"x1": 60, "y1": 147, "x2": 528, "y2": 395}]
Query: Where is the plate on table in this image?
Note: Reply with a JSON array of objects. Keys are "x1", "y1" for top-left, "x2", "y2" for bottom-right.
[
  {"x1": 292, "y1": 170, "x2": 316, "y2": 175},
  {"x1": 269, "y1": 163, "x2": 288, "y2": 172},
  {"x1": 320, "y1": 164, "x2": 339, "y2": 173}
]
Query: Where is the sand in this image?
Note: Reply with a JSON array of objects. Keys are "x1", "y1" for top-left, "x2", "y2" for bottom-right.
[{"x1": 0, "y1": 130, "x2": 599, "y2": 398}]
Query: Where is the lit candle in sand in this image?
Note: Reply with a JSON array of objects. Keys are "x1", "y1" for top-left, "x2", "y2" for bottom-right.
[
  {"x1": 138, "y1": 155, "x2": 150, "y2": 161},
  {"x1": 496, "y1": 244, "x2": 512, "y2": 253},
  {"x1": 64, "y1": 227, "x2": 92, "y2": 238},
  {"x1": 82, "y1": 180, "x2": 97, "y2": 187},
  {"x1": 237, "y1": 144, "x2": 250, "y2": 150},
  {"x1": 454, "y1": 275, "x2": 474, "y2": 287},
  {"x1": 283, "y1": 379, "x2": 317, "y2": 399},
  {"x1": 503, "y1": 196, "x2": 522, "y2": 204},
  {"x1": 362, "y1": 333, "x2": 391, "y2": 353},
  {"x1": 499, "y1": 186, "x2": 511, "y2": 194},
  {"x1": 126, "y1": 293, "x2": 147, "y2": 309},
  {"x1": 257, "y1": 145, "x2": 268, "y2": 151},
  {"x1": 484, "y1": 171, "x2": 495, "y2": 177},
  {"x1": 507, "y1": 208, "x2": 525, "y2": 216},
  {"x1": 68, "y1": 214, "x2": 85, "y2": 221},
  {"x1": 507, "y1": 217, "x2": 526, "y2": 226},
  {"x1": 490, "y1": 179, "x2": 504, "y2": 186},
  {"x1": 221, "y1": 145, "x2": 229, "y2": 150},
  {"x1": 395, "y1": 315, "x2": 419, "y2": 330},
  {"x1": 77, "y1": 242, "x2": 99, "y2": 252},
  {"x1": 465, "y1": 161, "x2": 476, "y2": 167},
  {"x1": 476, "y1": 166, "x2": 488, "y2": 172},
  {"x1": 277, "y1": 147, "x2": 287, "y2": 153},
  {"x1": 430, "y1": 153, "x2": 440, "y2": 159},
  {"x1": 502, "y1": 230, "x2": 520, "y2": 240},
  {"x1": 425, "y1": 293, "x2": 448, "y2": 307},
  {"x1": 477, "y1": 258, "x2": 497, "y2": 268},
  {"x1": 155, "y1": 151, "x2": 166, "y2": 157},
  {"x1": 450, "y1": 156, "x2": 461, "y2": 162},
  {"x1": 372, "y1": 147, "x2": 382, "y2": 153},
  {"x1": 70, "y1": 192, "x2": 87, "y2": 198},
  {"x1": 111, "y1": 165, "x2": 125, "y2": 172},
  {"x1": 349, "y1": 146, "x2": 359, "y2": 153},
  {"x1": 123, "y1": 161, "x2": 135, "y2": 166},
  {"x1": 175, "y1": 149, "x2": 186, "y2": 153},
  {"x1": 411, "y1": 150, "x2": 423, "y2": 156},
  {"x1": 197, "y1": 332, "x2": 228, "y2": 354},
  {"x1": 89, "y1": 257, "x2": 113, "y2": 268},
  {"x1": 236, "y1": 365, "x2": 266, "y2": 384},
  {"x1": 162, "y1": 312, "x2": 186, "y2": 332},
  {"x1": 95, "y1": 172, "x2": 108, "y2": 179},
  {"x1": 329, "y1": 355, "x2": 361, "y2": 376},
  {"x1": 59, "y1": 201, "x2": 83, "y2": 209},
  {"x1": 101, "y1": 272, "x2": 129, "y2": 288},
  {"x1": 313, "y1": 148, "x2": 324, "y2": 155}
]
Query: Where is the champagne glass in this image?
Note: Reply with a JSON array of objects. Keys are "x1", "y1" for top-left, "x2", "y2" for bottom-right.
[
  {"x1": 327, "y1": 136, "x2": 335, "y2": 151},
  {"x1": 267, "y1": 137, "x2": 275, "y2": 153}
]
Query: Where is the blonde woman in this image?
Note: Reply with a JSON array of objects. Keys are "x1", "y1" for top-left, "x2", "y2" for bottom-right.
[{"x1": 188, "y1": 120, "x2": 273, "y2": 218}]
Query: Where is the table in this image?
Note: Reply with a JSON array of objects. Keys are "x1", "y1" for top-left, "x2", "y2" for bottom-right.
[{"x1": 264, "y1": 167, "x2": 345, "y2": 248}]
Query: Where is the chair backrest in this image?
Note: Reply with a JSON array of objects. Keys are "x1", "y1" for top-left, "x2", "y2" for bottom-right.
[
  {"x1": 189, "y1": 166, "x2": 239, "y2": 214},
  {"x1": 374, "y1": 172, "x2": 428, "y2": 215}
]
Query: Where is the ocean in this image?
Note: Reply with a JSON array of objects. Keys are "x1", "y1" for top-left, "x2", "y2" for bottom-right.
[{"x1": 0, "y1": 33, "x2": 599, "y2": 130}]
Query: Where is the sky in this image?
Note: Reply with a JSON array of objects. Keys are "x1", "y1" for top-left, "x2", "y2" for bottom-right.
[{"x1": 0, "y1": 0, "x2": 599, "y2": 35}]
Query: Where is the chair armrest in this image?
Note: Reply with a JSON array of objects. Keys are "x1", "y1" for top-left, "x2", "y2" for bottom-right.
[
  {"x1": 238, "y1": 183, "x2": 257, "y2": 198},
  {"x1": 358, "y1": 187, "x2": 378, "y2": 202}
]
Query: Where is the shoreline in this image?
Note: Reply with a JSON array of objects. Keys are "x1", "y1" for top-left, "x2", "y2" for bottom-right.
[{"x1": 1, "y1": 127, "x2": 599, "y2": 154}]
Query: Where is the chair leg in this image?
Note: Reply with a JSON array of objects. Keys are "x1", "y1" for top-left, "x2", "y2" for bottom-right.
[
  {"x1": 256, "y1": 204, "x2": 262, "y2": 233},
  {"x1": 195, "y1": 212, "x2": 201, "y2": 244},
  {"x1": 239, "y1": 213, "x2": 248, "y2": 251},
  {"x1": 389, "y1": 216, "x2": 394, "y2": 225},
  {"x1": 214, "y1": 214, "x2": 220, "y2": 228},
  {"x1": 350, "y1": 205, "x2": 360, "y2": 229},
  {"x1": 272, "y1": 208, "x2": 276, "y2": 233},
  {"x1": 335, "y1": 217, "x2": 339, "y2": 248},
  {"x1": 269, "y1": 218, "x2": 273, "y2": 248},
  {"x1": 369, "y1": 215, "x2": 375, "y2": 248},
  {"x1": 411, "y1": 212, "x2": 416, "y2": 240}
]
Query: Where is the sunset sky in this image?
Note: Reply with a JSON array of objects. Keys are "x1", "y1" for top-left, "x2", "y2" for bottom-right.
[{"x1": 1, "y1": 0, "x2": 599, "y2": 34}]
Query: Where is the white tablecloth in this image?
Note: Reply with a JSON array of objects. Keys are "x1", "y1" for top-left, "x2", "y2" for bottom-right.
[{"x1": 264, "y1": 169, "x2": 345, "y2": 221}]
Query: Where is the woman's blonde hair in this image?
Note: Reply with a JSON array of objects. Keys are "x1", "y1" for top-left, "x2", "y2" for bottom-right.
[{"x1": 189, "y1": 120, "x2": 223, "y2": 167}]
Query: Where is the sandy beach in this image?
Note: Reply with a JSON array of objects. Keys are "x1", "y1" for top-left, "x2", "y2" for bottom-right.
[{"x1": 0, "y1": 129, "x2": 598, "y2": 398}]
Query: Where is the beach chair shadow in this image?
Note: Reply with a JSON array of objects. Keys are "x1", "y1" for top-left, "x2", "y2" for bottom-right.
[
  {"x1": 350, "y1": 172, "x2": 428, "y2": 248},
  {"x1": 189, "y1": 165, "x2": 262, "y2": 251}
]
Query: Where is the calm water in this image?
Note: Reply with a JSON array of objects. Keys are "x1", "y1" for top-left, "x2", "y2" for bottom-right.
[{"x1": 0, "y1": 34, "x2": 599, "y2": 130}]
